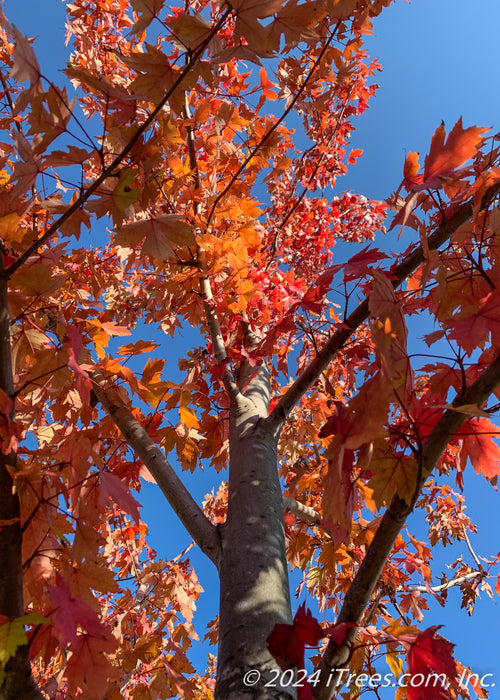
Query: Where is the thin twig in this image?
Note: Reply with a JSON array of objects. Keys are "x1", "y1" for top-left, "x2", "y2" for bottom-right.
[{"x1": 407, "y1": 570, "x2": 483, "y2": 593}]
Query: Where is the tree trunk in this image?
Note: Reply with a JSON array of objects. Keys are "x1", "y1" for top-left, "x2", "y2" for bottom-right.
[
  {"x1": 215, "y1": 362, "x2": 295, "y2": 699},
  {"x1": 0, "y1": 250, "x2": 43, "y2": 700}
]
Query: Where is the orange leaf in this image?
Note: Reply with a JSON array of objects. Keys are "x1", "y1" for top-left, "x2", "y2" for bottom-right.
[
  {"x1": 423, "y1": 118, "x2": 488, "y2": 186},
  {"x1": 118, "y1": 215, "x2": 195, "y2": 259},
  {"x1": 179, "y1": 405, "x2": 200, "y2": 429},
  {"x1": 130, "y1": 0, "x2": 165, "y2": 36},
  {"x1": 402, "y1": 151, "x2": 424, "y2": 189}
]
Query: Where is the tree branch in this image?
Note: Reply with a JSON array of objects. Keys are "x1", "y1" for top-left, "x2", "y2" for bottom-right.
[
  {"x1": 270, "y1": 183, "x2": 500, "y2": 428},
  {"x1": 313, "y1": 349, "x2": 500, "y2": 699},
  {"x1": 407, "y1": 570, "x2": 484, "y2": 594},
  {"x1": 462, "y1": 528, "x2": 484, "y2": 571},
  {"x1": 91, "y1": 371, "x2": 221, "y2": 568},
  {"x1": 282, "y1": 496, "x2": 321, "y2": 525},
  {"x1": 182, "y1": 94, "x2": 239, "y2": 401}
]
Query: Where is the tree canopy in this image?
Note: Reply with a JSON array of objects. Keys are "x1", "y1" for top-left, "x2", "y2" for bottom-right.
[{"x1": 0, "y1": 1, "x2": 499, "y2": 699}]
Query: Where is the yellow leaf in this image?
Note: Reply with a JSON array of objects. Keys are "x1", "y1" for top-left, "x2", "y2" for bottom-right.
[{"x1": 386, "y1": 652, "x2": 403, "y2": 678}]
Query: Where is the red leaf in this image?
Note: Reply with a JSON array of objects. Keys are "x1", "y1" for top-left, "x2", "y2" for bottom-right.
[
  {"x1": 10, "y1": 24, "x2": 41, "y2": 85},
  {"x1": 321, "y1": 447, "x2": 355, "y2": 547},
  {"x1": 267, "y1": 603, "x2": 324, "y2": 671},
  {"x1": 343, "y1": 245, "x2": 388, "y2": 281},
  {"x1": 407, "y1": 626, "x2": 457, "y2": 700},
  {"x1": 348, "y1": 147, "x2": 363, "y2": 164},
  {"x1": 402, "y1": 151, "x2": 424, "y2": 191},
  {"x1": 401, "y1": 120, "x2": 488, "y2": 191},
  {"x1": 65, "y1": 633, "x2": 119, "y2": 698},
  {"x1": 301, "y1": 267, "x2": 338, "y2": 313},
  {"x1": 66, "y1": 324, "x2": 92, "y2": 404},
  {"x1": 99, "y1": 472, "x2": 141, "y2": 523},
  {"x1": 457, "y1": 417, "x2": 500, "y2": 483},
  {"x1": 49, "y1": 573, "x2": 107, "y2": 646}
]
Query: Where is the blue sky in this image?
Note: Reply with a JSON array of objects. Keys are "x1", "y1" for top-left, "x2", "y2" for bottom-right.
[{"x1": 3, "y1": 0, "x2": 500, "y2": 694}]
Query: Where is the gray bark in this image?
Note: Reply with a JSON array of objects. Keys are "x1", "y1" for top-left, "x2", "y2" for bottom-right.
[{"x1": 215, "y1": 362, "x2": 295, "y2": 699}]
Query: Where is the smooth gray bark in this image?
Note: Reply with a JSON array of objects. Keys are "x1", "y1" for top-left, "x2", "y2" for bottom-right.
[{"x1": 215, "y1": 363, "x2": 295, "y2": 699}]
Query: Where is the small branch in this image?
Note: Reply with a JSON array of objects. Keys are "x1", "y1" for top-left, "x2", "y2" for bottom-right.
[
  {"x1": 91, "y1": 371, "x2": 221, "y2": 568},
  {"x1": 282, "y1": 496, "x2": 321, "y2": 525},
  {"x1": 462, "y1": 528, "x2": 484, "y2": 571},
  {"x1": 182, "y1": 94, "x2": 239, "y2": 402},
  {"x1": 270, "y1": 183, "x2": 500, "y2": 428},
  {"x1": 407, "y1": 571, "x2": 483, "y2": 594},
  {"x1": 313, "y1": 350, "x2": 500, "y2": 700}
]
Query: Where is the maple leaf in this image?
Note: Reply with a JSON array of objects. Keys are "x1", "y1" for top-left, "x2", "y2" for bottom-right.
[
  {"x1": 87, "y1": 169, "x2": 139, "y2": 228},
  {"x1": 332, "y1": 373, "x2": 393, "y2": 451},
  {"x1": 267, "y1": 603, "x2": 324, "y2": 671},
  {"x1": 424, "y1": 118, "x2": 488, "y2": 185},
  {"x1": 64, "y1": 67, "x2": 136, "y2": 124},
  {"x1": 301, "y1": 267, "x2": 338, "y2": 312},
  {"x1": 117, "y1": 214, "x2": 195, "y2": 259},
  {"x1": 130, "y1": 0, "x2": 165, "y2": 35},
  {"x1": 49, "y1": 573, "x2": 108, "y2": 646},
  {"x1": 364, "y1": 443, "x2": 419, "y2": 508},
  {"x1": 321, "y1": 446, "x2": 355, "y2": 546},
  {"x1": 66, "y1": 324, "x2": 92, "y2": 404},
  {"x1": 231, "y1": 0, "x2": 283, "y2": 52},
  {"x1": 9, "y1": 24, "x2": 41, "y2": 85},
  {"x1": 402, "y1": 151, "x2": 424, "y2": 190},
  {"x1": 99, "y1": 472, "x2": 141, "y2": 523},
  {"x1": 338, "y1": 245, "x2": 389, "y2": 282},
  {"x1": 407, "y1": 626, "x2": 457, "y2": 700},
  {"x1": 167, "y1": 12, "x2": 212, "y2": 51},
  {"x1": 457, "y1": 417, "x2": 500, "y2": 483},
  {"x1": 402, "y1": 119, "x2": 489, "y2": 191},
  {"x1": 123, "y1": 44, "x2": 176, "y2": 102},
  {"x1": 370, "y1": 270, "x2": 413, "y2": 400},
  {"x1": 65, "y1": 633, "x2": 119, "y2": 698},
  {"x1": 448, "y1": 289, "x2": 500, "y2": 356},
  {"x1": 268, "y1": 605, "x2": 353, "y2": 700}
]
